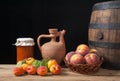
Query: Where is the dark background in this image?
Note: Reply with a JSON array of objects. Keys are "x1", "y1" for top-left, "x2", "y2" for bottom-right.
[{"x1": 2, "y1": 0, "x2": 111, "y2": 64}]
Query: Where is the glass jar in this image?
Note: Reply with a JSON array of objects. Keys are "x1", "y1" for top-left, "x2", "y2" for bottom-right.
[{"x1": 15, "y1": 38, "x2": 35, "y2": 62}]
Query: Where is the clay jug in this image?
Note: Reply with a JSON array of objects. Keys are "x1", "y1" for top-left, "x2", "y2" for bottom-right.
[{"x1": 37, "y1": 29, "x2": 66, "y2": 64}]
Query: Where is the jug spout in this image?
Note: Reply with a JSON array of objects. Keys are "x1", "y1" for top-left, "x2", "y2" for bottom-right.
[{"x1": 59, "y1": 30, "x2": 66, "y2": 44}]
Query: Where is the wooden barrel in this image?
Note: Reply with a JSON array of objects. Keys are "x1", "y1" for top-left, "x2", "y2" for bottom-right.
[{"x1": 88, "y1": 1, "x2": 120, "y2": 70}]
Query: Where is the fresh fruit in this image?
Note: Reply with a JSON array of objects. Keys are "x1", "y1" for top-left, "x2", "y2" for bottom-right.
[
  {"x1": 14, "y1": 57, "x2": 63, "y2": 76},
  {"x1": 37, "y1": 66, "x2": 47, "y2": 76},
  {"x1": 16, "y1": 61, "x2": 24, "y2": 67},
  {"x1": 84, "y1": 53, "x2": 100, "y2": 64},
  {"x1": 26, "y1": 57, "x2": 35, "y2": 65},
  {"x1": 70, "y1": 53, "x2": 85, "y2": 64},
  {"x1": 65, "y1": 51, "x2": 75, "y2": 62},
  {"x1": 32, "y1": 60, "x2": 41, "y2": 68},
  {"x1": 21, "y1": 63, "x2": 29, "y2": 71},
  {"x1": 13, "y1": 67, "x2": 25, "y2": 76},
  {"x1": 75, "y1": 44, "x2": 89, "y2": 56},
  {"x1": 40, "y1": 59, "x2": 49, "y2": 71},
  {"x1": 47, "y1": 59, "x2": 58, "y2": 69},
  {"x1": 40, "y1": 59, "x2": 49, "y2": 67},
  {"x1": 26, "y1": 65, "x2": 37, "y2": 75},
  {"x1": 49, "y1": 64, "x2": 61, "y2": 75},
  {"x1": 89, "y1": 49, "x2": 98, "y2": 53}
]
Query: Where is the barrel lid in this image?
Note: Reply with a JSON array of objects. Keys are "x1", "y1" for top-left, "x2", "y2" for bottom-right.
[
  {"x1": 15, "y1": 38, "x2": 35, "y2": 46},
  {"x1": 93, "y1": 1, "x2": 120, "y2": 10}
]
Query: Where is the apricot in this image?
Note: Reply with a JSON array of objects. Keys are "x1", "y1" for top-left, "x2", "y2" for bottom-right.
[
  {"x1": 26, "y1": 57, "x2": 35, "y2": 65},
  {"x1": 49, "y1": 64, "x2": 61, "y2": 75},
  {"x1": 26, "y1": 65, "x2": 37, "y2": 75},
  {"x1": 75, "y1": 44, "x2": 89, "y2": 56},
  {"x1": 70, "y1": 53, "x2": 85, "y2": 64},
  {"x1": 13, "y1": 67, "x2": 25, "y2": 76},
  {"x1": 65, "y1": 51, "x2": 75, "y2": 62},
  {"x1": 37, "y1": 66, "x2": 47, "y2": 76},
  {"x1": 47, "y1": 59, "x2": 58, "y2": 69},
  {"x1": 84, "y1": 53, "x2": 100, "y2": 64},
  {"x1": 21, "y1": 63, "x2": 29, "y2": 71}
]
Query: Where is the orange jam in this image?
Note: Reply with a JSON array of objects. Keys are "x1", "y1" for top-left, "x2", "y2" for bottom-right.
[{"x1": 15, "y1": 38, "x2": 35, "y2": 62}]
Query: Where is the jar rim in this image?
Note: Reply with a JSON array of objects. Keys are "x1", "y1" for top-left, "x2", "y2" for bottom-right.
[{"x1": 15, "y1": 37, "x2": 35, "y2": 46}]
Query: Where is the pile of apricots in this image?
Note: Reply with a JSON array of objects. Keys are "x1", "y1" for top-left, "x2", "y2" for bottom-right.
[
  {"x1": 13, "y1": 57, "x2": 61, "y2": 76},
  {"x1": 65, "y1": 44, "x2": 100, "y2": 65}
]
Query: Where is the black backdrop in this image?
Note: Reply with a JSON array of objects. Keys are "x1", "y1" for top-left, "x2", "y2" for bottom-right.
[{"x1": 2, "y1": 0, "x2": 111, "y2": 64}]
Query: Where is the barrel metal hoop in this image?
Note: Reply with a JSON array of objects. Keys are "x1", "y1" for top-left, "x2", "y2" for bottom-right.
[
  {"x1": 88, "y1": 41, "x2": 120, "y2": 49},
  {"x1": 89, "y1": 23, "x2": 120, "y2": 29},
  {"x1": 93, "y1": 1, "x2": 120, "y2": 10}
]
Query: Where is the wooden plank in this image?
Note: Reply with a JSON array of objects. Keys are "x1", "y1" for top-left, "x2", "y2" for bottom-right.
[{"x1": 0, "y1": 64, "x2": 120, "y2": 81}]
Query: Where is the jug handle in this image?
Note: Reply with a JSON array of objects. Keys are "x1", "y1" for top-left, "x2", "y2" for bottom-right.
[{"x1": 37, "y1": 34, "x2": 56, "y2": 51}]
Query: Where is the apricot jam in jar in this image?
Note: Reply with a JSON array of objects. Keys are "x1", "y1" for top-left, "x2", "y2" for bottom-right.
[{"x1": 15, "y1": 38, "x2": 35, "y2": 62}]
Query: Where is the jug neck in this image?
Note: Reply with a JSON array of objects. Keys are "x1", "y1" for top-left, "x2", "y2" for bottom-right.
[{"x1": 51, "y1": 37, "x2": 56, "y2": 42}]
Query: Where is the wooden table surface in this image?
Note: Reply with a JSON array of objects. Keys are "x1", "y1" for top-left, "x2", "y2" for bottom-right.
[{"x1": 0, "y1": 64, "x2": 120, "y2": 81}]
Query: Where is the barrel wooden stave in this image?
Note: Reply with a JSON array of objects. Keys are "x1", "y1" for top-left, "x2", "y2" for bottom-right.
[
  {"x1": 89, "y1": 1, "x2": 120, "y2": 69},
  {"x1": 90, "y1": 9, "x2": 120, "y2": 24},
  {"x1": 89, "y1": 29, "x2": 120, "y2": 43},
  {"x1": 89, "y1": 46, "x2": 120, "y2": 69}
]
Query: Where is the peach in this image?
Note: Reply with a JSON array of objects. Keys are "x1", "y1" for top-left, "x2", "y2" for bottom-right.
[
  {"x1": 75, "y1": 44, "x2": 89, "y2": 56},
  {"x1": 26, "y1": 65, "x2": 37, "y2": 75},
  {"x1": 89, "y1": 49, "x2": 98, "y2": 53},
  {"x1": 65, "y1": 51, "x2": 75, "y2": 62},
  {"x1": 50, "y1": 64, "x2": 61, "y2": 75},
  {"x1": 70, "y1": 53, "x2": 85, "y2": 64},
  {"x1": 37, "y1": 66, "x2": 47, "y2": 76},
  {"x1": 13, "y1": 67, "x2": 25, "y2": 76},
  {"x1": 84, "y1": 53, "x2": 100, "y2": 64}
]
